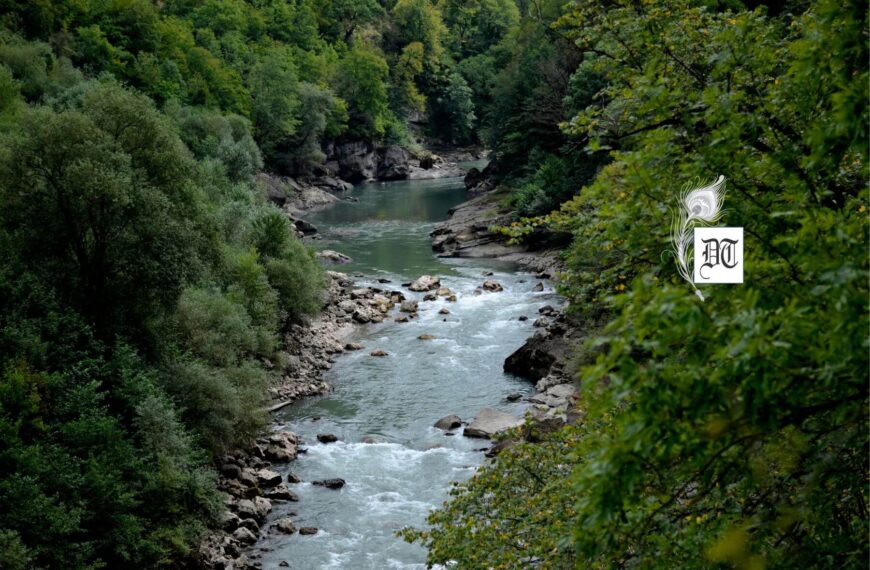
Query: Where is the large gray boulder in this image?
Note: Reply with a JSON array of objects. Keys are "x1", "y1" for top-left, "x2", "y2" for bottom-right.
[
  {"x1": 377, "y1": 145, "x2": 410, "y2": 180},
  {"x1": 463, "y1": 408, "x2": 523, "y2": 439},
  {"x1": 335, "y1": 141, "x2": 376, "y2": 182}
]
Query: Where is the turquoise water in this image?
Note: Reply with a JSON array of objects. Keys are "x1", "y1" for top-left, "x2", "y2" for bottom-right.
[{"x1": 256, "y1": 175, "x2": 556, "y2": 569}]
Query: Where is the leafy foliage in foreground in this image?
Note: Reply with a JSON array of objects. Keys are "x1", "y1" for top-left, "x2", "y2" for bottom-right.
[{"x1": 407, "y1": 1, "x2": 868, "y2": 568}]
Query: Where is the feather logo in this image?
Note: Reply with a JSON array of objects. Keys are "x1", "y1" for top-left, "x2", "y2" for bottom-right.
[{"x1": 670, "y1": 175, "x2": 727, "y2": 301}]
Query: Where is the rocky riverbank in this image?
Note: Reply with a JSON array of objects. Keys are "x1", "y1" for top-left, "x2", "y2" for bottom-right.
[
  {"x1": 427, "y1": 166, "x2": 593, "y2": 443},
  {"x1": 198, "y1": 268, "x2": 427, "y2": 569},
  {"x1": 199, "y1": 147, "x2": 530, "y2": 569}
]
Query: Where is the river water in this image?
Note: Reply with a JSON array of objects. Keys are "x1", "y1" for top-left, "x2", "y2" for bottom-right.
[{"x1": 257, "y1": 175, "x2": 556, "y2": 569}]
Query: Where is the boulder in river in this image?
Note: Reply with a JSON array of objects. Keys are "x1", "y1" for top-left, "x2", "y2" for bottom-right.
[
  {"x1": 370, "y1": 349, "x2": 389, "y2": 357},
  {"x1": 418, "y1": 334, "x2": 435, "y2": 340},
  {"x1": 400, "y1": 300, "x2": 418, "y2": 313},
  {"x1": 299, "y1": 527, "x2": 319, "y2": 535},
  {"x1": 408, "y1": 275, "x2": 440, "y2": 291},
  {"x1": 312, "y1": 478, "x2": 346, "y2": 490},
  {"x1": 316, "y1": 434, "x2": 338, "y2": 444},
  {"x1": 317, "y1": 250, "x2": 352, "y2": 264},
  {"x1": 274, "y1": 518, "x2": 296, "y2": 534},
  {"x1": 463, "y1": 408, "x2": 523, "y2": 439},
  {"x1": 345, "y1": 342, "x2": 364, "y2": 351},
  {"x1": 438, "y1": 308, "x2": 450, "y2": 315},
  {"x1": 482, "y1": 280, "x2": 503, "y2": 292},
  {"x1": 533, "y1": 282, "x2": 544, "y2": 292},
  {"x1": 264, "y1": 484, "x2": 299, "y2": 502},
  {"x1": 434, "y1": 415, "x2": 462, "y2": 430},
  {"x1": 504, "y1": 327, "x2": 570, "y2": 381}
]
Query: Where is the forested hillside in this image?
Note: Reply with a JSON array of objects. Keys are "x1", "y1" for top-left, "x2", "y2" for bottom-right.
[
  {"x1": 404, "y1": 0, "x2": 869, "y2": 568},
  {"x1": 0, "y1": 0, "x2": 508, "y2": 567}
]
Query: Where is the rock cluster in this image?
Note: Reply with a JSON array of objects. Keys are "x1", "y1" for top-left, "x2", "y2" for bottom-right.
[
  {"x1": 504, "y1": 307, "x2": 590, "y2": 427},
  {"x1": 200, "y1": 432, "x2": 300, "y2": 569}
]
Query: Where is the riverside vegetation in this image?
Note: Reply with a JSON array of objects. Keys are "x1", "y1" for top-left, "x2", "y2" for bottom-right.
[
  {"x1": 401, "y1": 1, "x2": 869, "y2": 569},
  {"x1": 0, "y1": 1, "x2": 866, "y2": 570}
]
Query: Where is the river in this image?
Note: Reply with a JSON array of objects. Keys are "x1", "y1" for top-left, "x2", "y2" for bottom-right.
[{"x1": 256, "y1": 174, "x2": 556, "y2": 569}]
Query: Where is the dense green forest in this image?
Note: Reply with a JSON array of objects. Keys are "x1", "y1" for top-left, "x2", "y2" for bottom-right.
[
  {"x1": 0, "y1": 0, "x2": 866, "y2": 568},
  {"x1": 0, "y1": 0, "x2": 496, "y2": 567},
  {"x1": 403, "y1": 0, "x2": 869, "y2": 568}
]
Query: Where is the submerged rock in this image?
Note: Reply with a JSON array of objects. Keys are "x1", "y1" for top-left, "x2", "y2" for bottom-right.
[
  {"x1": 312, "y1": 478, "x2": 346, "y2": 490},
  {"x1": 418, "y1": 334, "x2": 435, "y2": 340}
]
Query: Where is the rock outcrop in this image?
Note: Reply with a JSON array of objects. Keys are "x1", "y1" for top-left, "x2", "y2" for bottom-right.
[
  {"x1": 463, "y1": 408, "x2": 524, "y2": 439},
  {"x1": 430, "y1": 191, "x2": 524, "y2": 259},
  {"x1": 334, "y1": 141, "x2": 377, "y2": 182},
  {"x1": 434, "y1": 415, "x2": 462, "y2": 430},
  {"x1": 377, "y1": 145, "x2": 411, "y2": 180}
]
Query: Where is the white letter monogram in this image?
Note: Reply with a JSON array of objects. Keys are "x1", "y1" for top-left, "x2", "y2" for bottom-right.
[{"x1": 670, "y1": 175, "x2": 743, "y2": 300}]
